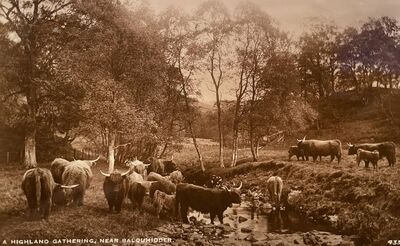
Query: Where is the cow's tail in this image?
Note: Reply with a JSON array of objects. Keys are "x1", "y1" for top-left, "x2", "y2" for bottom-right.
[{"x1": 35, "y1": 169, "x2": 41, "y2": 211}]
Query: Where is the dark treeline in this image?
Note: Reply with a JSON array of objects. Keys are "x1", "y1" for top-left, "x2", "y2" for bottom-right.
[{"x1": 0, "y1": 0, "x2": 399, "y2": 170}]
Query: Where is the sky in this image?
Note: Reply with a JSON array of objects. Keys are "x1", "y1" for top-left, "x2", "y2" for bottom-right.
[{"x1": 146, "y1": 0, "x2": 400, "y2": 103}]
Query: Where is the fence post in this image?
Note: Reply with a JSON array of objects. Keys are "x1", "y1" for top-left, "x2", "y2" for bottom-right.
[{"x1": 6, "y1": 152, "x2": 9, "y2": 165}]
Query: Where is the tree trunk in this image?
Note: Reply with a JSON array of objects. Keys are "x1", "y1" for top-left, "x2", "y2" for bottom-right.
[
  {"x1": 159, "y1": 142, "x2": 168, "y2": 158},
  {"x1": 231, "y1": 133, "x2": 239, "y2": 167},
  {"x1": 216, "y1": 92, "x2": 224, "y2": 168},
  {"x1": 24, "y1": 87, "x2": 38, "y2": 168},
  {"x1": 255, "y1": 137, "x2": 260, "y2": 160},
  {"x1": 189, "y1": 125, "x2": 205, "y2": 172},
  {"x1": 108, "y1": 130, "x2": 116, "y2": 173},
  {"x1": 249, "y1": 128, "x2": 257, "y2": 162},
  {"x1": 24, "y1": 128, "x2": 37, "y2": 168}
]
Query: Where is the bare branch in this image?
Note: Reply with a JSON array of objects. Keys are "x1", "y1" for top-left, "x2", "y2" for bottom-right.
[{"x1": 114, "y1": 142, "x2": 131, "y2": 150}]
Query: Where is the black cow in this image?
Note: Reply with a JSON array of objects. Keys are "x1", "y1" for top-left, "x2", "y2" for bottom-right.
[
  {"x1": 175, "y1": 183, "x2": 242, "y2": 224},
  {"x1": 288, "y1": 146, "x2": 305, "y2": 161},
  {"x1": 348, "y1": 142, "x2": 396, "y2": 167},
  {"x1": 101, "y1": 169, "x2": 131, "y2": 213}
]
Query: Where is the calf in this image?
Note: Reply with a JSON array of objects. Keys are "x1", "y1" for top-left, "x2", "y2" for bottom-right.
[
  {"x1": 288, "y1": 146, "x2": 305, "y2": 161},
  {"x1": 266, "y1": 176, "x2": 283, "y2": 209},
  {"x1": 348, "y1": 142, "x2": 396, "y2": 167},
  {"x1": 356, "y1": 149, "x2": 380, "y2": 170},
  {"x1": 22, "y1": 168, "x2": 78, "y2": 219},
  {"x1": 153, "y1": 190, "x2": 176, "y2": 218}
]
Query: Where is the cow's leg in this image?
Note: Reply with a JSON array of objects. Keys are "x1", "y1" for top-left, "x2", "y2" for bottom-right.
[
  {"x1": 312, "y1": 155, "x2": 317, "y2": 162},
  {"x1": 107, "y1": 199, "x2": 114, "y2": 213},
  {"x1": 217, "y1": 213, "x2": 224, "y2": 224},
  {"x1": 27, "y1": 196, "x2": 37, "y2": 219},
  {"x1": 78, "y1": 191, "x2": 84, "y2": 206},
  {"x1": 155, "y1": 201, "x2": 162, "y2": 218},
  {"x1": 330, "y1": 155, "x2": 334, "y2": 162},
  {"x1": 180, "y1": 205, "x2": 189, "y2": 223},
  {"x1": 42, "y1": 199, "x2": 51, "y2": 220},
  {"x1": 115, "y1": 201, "x2": 122, "y2": 213},
  {"x1": 210, "y1": 212, "x2": 216, "y2": 224}
]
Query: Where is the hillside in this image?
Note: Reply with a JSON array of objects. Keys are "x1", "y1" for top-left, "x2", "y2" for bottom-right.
[{"x1": 303, "y1": 88, "x2": 400, "y2": 144}]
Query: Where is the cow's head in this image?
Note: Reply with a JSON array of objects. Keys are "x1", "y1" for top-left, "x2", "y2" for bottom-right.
[
  {"x1": 347, "y1": 143, "x2": 357, "y2": 155},
  {"x1": 136, "y1": 181, "x2": 157, "y2": 196},
  {"x1": 101, "y1": 169, "x2": 131, "y2": 193},
  {"x1": 296, "y1": 136, "x2": 306, "y2": 147},
  {"x1": 53, "y1": 183, "x2": 80, "y2": 205},
  {"x1": 126, "y1": 159, "x2": 150, "y2": 176},
  {"x1": 224, "y1": 182, "x2": 242, "y2": 207}
]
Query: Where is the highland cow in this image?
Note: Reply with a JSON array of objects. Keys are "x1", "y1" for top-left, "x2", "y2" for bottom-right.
[
  {"x1": 101, "y1": 169, "x2": 131, "y2": 213},
  {"x1": 175, "y1": 182, "x2": 242, "y2": 224},
  {"x1": 22, "y1": 168, "x2": 78, "y2": 219}
]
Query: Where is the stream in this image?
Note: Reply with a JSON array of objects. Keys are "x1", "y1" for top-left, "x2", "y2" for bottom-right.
[{"x1": 181, "y1": 197, "x2": 354, "y2": 246}]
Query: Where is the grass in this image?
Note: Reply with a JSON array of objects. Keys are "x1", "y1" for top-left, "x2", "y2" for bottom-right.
[{"x1": 0, "y1": 161, "x2": 166, "y2": 242}]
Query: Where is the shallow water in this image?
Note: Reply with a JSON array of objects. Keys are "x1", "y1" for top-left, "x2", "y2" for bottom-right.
[{"x1": 188, "y1": 200, "x2": 334, "y2": 242}]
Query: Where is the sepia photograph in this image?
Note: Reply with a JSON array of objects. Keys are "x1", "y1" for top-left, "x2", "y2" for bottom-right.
[{"x1": 0, "y1": 0, "x2": 400, "y2": 245}]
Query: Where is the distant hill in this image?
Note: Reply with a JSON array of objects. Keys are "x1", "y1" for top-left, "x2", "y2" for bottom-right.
[{"x1": 196, "y1": 101, "x2": 214, "y2": 113}]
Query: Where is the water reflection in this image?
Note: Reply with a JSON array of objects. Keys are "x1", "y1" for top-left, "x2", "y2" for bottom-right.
[{"x1": 188, "y1": 199, "x2": 332, "y2": 241}]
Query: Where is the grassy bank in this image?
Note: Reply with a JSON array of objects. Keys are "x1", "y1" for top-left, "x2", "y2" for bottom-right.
[{"x1": 211, "y1": 153, "x2": 400, "y2": 245}]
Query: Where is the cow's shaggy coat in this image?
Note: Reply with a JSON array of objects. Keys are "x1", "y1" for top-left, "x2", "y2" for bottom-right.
[
  {"x1": 153, "y1": 190, "x2": 176, "y2": 218},
  {"x1": 175, "y1": 183, "x2": 241, "y2": 224},
  {"x1": 102, "y1": 170, "x2": 130, "y2": 213}
]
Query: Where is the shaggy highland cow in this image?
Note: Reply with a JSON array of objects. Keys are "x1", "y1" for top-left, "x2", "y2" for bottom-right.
[
  {"x1": 175, "y1": 182, "x2": 242, "y2": 224},
  {"x1": 22, "y1": 168, "x2": 78, "y2": 219},
  {"x1": 101, "y1": 169, "x2": 131, "y2": 213}
]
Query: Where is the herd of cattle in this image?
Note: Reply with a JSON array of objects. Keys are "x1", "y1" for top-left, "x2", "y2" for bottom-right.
[
  {"x1": 288, "y1": 137, "x2": 396, "y2": 169},
  {"x1": 21, "y1": 138, "x2": 397, "y2": 224},
  {"x1": 21, "y1": 156, "x2": 243, "y2": 224}
]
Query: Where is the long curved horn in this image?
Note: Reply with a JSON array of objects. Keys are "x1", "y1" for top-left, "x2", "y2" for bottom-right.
[
  {"x1": 303, "y1": 136, "x2": 306, "y2": 141},
  {"x1": 144, "y1": 164, "x2": 150, "y2": 167},
  {"x1": 121, "y1": 170, "x2": 131, "y2": 177},
  {"x1": 100, "y1": 170, "x2": 110, "y2": 177},
  {"x1": 90, "y1": 156, "x2": 100, "y2": 163},
  {"x1": 237, "y1": 182, "x2": 242, "y2": 190},
  {"x1": 61, "y1": 184, "x2": 79, "y2": 189}
]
